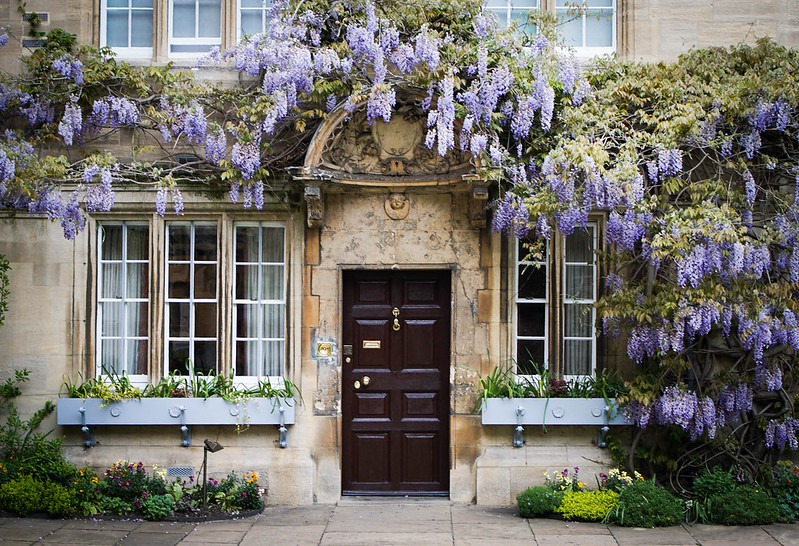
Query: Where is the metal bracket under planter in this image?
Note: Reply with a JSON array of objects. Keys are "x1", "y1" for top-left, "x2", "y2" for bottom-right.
[
  {"x1": 57, "y1": 398, "x2": 296, "y2": 448},
  {"x1": 481, "y1": 397, "x2": 630, "y2": 448}
]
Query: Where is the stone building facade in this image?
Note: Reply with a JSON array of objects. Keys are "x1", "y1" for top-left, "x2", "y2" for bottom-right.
[{"x1": 0, "y1": 0, "x2": 798, "y2": 506}]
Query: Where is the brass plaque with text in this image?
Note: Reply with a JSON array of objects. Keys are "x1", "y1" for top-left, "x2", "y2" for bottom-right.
[{"x1": 362, "y1": 340, "x2": 381, "y2": 349}]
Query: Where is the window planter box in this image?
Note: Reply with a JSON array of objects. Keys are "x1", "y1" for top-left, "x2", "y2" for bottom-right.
[
  {"x1": 480, "y1": 397, "x2": 630, "y2": 447},
  {"x1": 57, "y1": 397, "x2": 295, "y2": 448},
  {"x1": 481, "y1": 397, "x2": 628, "y2": 426}
]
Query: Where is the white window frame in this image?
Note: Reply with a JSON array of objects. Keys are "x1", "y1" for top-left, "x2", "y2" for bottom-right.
[
  {"x1": 232, "y1": 221, "x2": 287, "y2": 385},
  {"x1": 514, "y1": 223, "x2": 598, "y2": 380},
  {"x1": 515, "y1": 237, "x2": 549, "y2": 377},
  {"x1": 562, "y1": 223, "x2": 597, "y2": 380},
  {"x1": 96, "y1": 222, "x2": 150, "y2": 386},
  {"x1": 164, "y1": 221, "x2": 220, "y2": 377},
  {"x1": 486, "y1": 0, "x2": 540, "y2": 35},
  {"x1": 555, "y1": 0, "x2": 616, "y2": 57},
  {"x1": 237, "y1": 0, "x2": 271, "y2": 41},
  {"x1": 168, "y1": 0, "x2": 223, "y2": 58},
  {"x1": 99, "y1": 0, "x2": 154, "y2": 59}
]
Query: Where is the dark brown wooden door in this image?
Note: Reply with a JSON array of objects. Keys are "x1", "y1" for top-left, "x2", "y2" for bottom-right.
[{"x1": 342, "y1": 270, "x2": 450, "y2": 496}]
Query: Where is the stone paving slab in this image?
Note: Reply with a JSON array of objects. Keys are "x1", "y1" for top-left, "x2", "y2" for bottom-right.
[
  {"x1": 452, "y1": 521, "x2": 534, "y2": 541},
  {"x1": 686, "y1": 523, "x2": 781, "y2": 544},
  {"x1": 765, "y1": 523, "x2": 799, "y2": 545},
  {"x1": 238, "y1": 524, "x2": 327, "y2": 546},
  {"x1": 320, "y1": 531, "x2": 454, "y2": 545},
  {"x1": 610, "y1": 525, "x2": 698, "y2": 545},
  {"x1": 38, "y1": 528, "x2": 128, "y2": 544},
  {"x1": 254, "y1": 505, "x2": 336, "y2": 526}
]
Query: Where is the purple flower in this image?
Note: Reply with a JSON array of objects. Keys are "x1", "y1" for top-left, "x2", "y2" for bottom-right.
[
  {"x1": 232, "y1": 139, "x2": 261, "y2": 180},
  {"x1": 204, "y1": 128, "x2": 226, "y2": 165}
]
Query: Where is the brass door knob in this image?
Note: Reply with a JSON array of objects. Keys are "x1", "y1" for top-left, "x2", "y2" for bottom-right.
[
  {"x1": 362, "y1": 376, "x2": 371, "y2": 386},
  {"x1": 354, "y1": 380, "x2": 361, "y2": 390}
]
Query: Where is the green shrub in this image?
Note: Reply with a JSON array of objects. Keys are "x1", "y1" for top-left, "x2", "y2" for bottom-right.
[
  {"x1": 556, "y1": 490, "x2": 619, "y2": 521},
  {"x1": 693, "y1": 466, "x2": 737, "y2": 500},
  {"x1": 97, "y1": 496, "x2": 134, "y2": 514},
  {"x1": 0, "y1": 475, "x2": 47, "y2": 515},
  {"x1": 45, "y1": 483, "x2": 76, "y2": 516},
  {"x1": 516, "y1": 486, "x2": 564, "y2": 518},
  {"x1": 705, "y1": 486, "x2": 780, "y2": 525},
  {"x1": 140, "y1": 494, "x2": 175, "y2": 520},
  {"x1": 609, "y1": 479, "x2": 684, "y2": 527},
  {"x1": 766, "y1": 463, "x2": 799, "y2": 522}
]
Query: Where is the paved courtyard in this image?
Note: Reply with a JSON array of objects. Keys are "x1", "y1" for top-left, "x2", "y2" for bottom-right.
[{"x1": 1, "y1": 498, "x2": 798, "y2": 545}]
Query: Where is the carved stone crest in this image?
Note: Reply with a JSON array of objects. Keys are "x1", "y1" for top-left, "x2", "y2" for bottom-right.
[{"x1": 319, "y1": 101, "x2": 473, "y2": 179}]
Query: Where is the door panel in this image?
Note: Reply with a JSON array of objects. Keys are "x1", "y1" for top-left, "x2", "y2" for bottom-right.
[{"x1": 342, "y1": 270, "x2": 450, "y2": 496}]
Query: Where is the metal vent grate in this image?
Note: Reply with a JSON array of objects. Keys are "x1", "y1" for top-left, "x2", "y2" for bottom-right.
[{"x1": 167, "y1": 466, "x2": 194, "y2": 478}]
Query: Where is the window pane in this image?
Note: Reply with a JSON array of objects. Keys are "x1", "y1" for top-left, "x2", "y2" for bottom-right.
[
  {"x1": 193, "y1": 341, "x2": 217, "y2": 373},
  {"x1": 236, "y1": 265, "x2": 259, "y2": 300},
  {"x1": 198, "y1": 0, "x2": 221, "y2": 37},
  {"x1": 510, "y1": 9, "x2": 535, "y2": 34},
  {"x1": 241, "y1": 0, "x2": 264, "y2": 6},
  {"x1": 236, "y1": 227, "x2": 259, "y2": 262},
  {"x1": 102, "y1": 225, "x2": 123, "y2": 260},
  {"x1": 558, "y1": 14, "x2": 582, "y2": 47},
  {"x1": 262, "y1": 227, "x2": 284, "y2": 262},
  {"x1": 564, "y1": 340, "x2": 591, "y2": 375},
  {"x1": 101, "y1": 340, "x2": 124, "y2": 374},
  {"x1": 486, "y1": 0, "x2": 506, "y2": 7},
  {"x1": 108, "y1": 0, "x2": 129, "y2": 7},
  {"x1": 519, "y1": 238, "x2": 546, "y2": 260},
  {"x1": 169, "y1": 341, "x2": 190, "y2": 374},
  {"x1": 517, "y1": 340, "x2": 544, "y2": 375},
  {"x1": 168, "y1": 263, "x2": 190, "y2": 298},
  {"x1": 168, "y1": 225, "x2": 190, "y2": 260},
  {"x1": 101, "y1": 263, "x2": 123, "y2": 298},
  {"x1": 132, "y1": 0, "x2": 152, "y2": 7},
  {"x1": 518, "y1": 264, "x2": 546, "y2": 299},
  {"x1": 125, "y1": 302, "x2": 148, "y2": 337},
  {"x1": 126, "y1": 263, "x2": 149, "y2": 298},
  {"x1": 127, "y1": 225, "x2": 149, "y2": 259},
  {"x1": 169, "y1": 302, "x2": 190, "y2": 337},
  {"x1": 194, "y1": 225, "x2": 217, "y2": 261},
  {"x1": 126, "y1": 339, "x2": 148, "y2": 375},
  {"x1": 586, "y1": 9, "x2": 613, "y2": 47},
  {"x1": 101, "y1": 301, "x2": 123, "y2": 336},
  {"x1": 564, "y1": 303, "x2": 593, "y2": 337},
  {"x1": 565, "y1": 265, "x2": 593, "y2": 299},
  {"x1": 173, "y1": 0, "x2": 196, "y2": 37},
  {"x1": 493, "y1": 11, "x2": 509, "y2": 27},
  {"x1": 263, "y1": 304, "x2": 285, "y2": 338},
  {"x1": 236, "y1": 340, "x2": 256, "y2": 375},
  {"x1": 130, "y1": 10, "x2": 153, "y2": 47},
  {"x1": 195, "y1": 302, "x2": 217, "y2": 337},
  {"x1": 236, "y1": 304, "x2": 259, "y2": 337},
  {"x1": 106, "y1": 12, "x2": 130, "y2": 47},
  {"x1": 261, "y1": 265, "x2": 284, "y2": 299},
  {"x1": 518, "y1": 303, "x2": 545, "y2": 337},
  {"x1": 263, "y1": 340, "x2": 284, "y2": 376},
  {"x1": 194, "y1": 264, "x2": 217, "y2": 299},
  {"x1": 566, "y1": 229, "x2": 592, "y2": 262},
  {"x1": 240, "y1": 12, "x2": 262, "y2": 34}
]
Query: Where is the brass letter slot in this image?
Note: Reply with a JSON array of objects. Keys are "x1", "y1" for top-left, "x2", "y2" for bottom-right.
[{"x1": 362, "y1": 340, "x2": 381, "y2": 349}]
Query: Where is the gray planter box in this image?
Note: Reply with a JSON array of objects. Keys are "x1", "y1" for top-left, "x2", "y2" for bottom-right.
[
  {"x1": 57, "y1": 397, "x2": 295, "y2": 448},
  {"x1": 480, "y1": 397, "x2": 629, "y2": 426},
  {"x1": 57, "y1": 397, "x2": 295, "y2": 426}
]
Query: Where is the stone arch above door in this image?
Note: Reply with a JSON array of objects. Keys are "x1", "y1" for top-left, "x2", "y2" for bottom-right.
[{"x1": 295, "y1": 95, "x2": 489, "y2": 229}]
